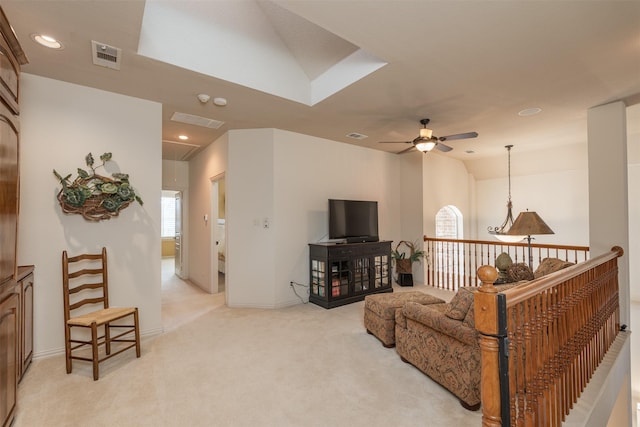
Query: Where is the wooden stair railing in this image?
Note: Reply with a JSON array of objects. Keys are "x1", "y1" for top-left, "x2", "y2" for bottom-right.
[
  {"x1": 423, "y1": 236, "x2": 589, "y2": 291},
  {"x1": 475, "y1": 246, "x2": 623, "y2": 426}
]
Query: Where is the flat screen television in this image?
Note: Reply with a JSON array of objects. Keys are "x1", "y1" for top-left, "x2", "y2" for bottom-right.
[{"x1": 328, "y1": 199, "x2": 379, "y2": 243}]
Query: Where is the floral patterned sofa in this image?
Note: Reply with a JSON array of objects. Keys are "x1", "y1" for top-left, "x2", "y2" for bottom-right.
[{"x1": 394, "y1": 257, "x2": 573, "y2": 410}]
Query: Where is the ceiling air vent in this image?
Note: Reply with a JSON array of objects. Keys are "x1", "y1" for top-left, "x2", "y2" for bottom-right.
[
  {"x1": 171, "y1": 112, "x2": 225, "y2": 129},
  {"x1": 346, "y1": 132, "x2": 368, "y2": 140},
  {"x1": 91, "y1": 40, "x2": 122, "y2": 70}
]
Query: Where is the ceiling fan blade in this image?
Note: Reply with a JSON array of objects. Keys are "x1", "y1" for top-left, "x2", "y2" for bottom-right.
[
  {"x1": 397, "y1": 145, "x2": 416, "y2": 154},
  {"x1": 378, "y1": 141, "x2": 411, "y2": 144},
  {"x1": 435, "y1": 142, "x2": 453, "y2": 152},
  {"x1": 438, "y1": 132, "x2": 478, "y2": 142}
]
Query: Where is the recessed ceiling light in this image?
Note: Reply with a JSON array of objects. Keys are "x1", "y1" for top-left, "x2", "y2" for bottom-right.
[
  {"x1": 178, "y1": 135, "x2": 189, "y2": 140},
  {"x1": 518, "y1": 107, "x2": 542, "y2": 117},
  {"x1": 31, "y1": 34, "x2": 63, "y2": 49}
]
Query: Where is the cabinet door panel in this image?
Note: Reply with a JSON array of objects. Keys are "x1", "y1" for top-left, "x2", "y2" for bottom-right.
[
  {"x1": 20, "y1": 273, "x2": 34, "y2": 377},
  {"x1": 0, "y1": 110, "x2": 18, "y2": 284},
  {"x1": 0, "y1": 292, "x2": 18, "y2": 426},
  {"x1": 0, "y1": 37, "x2": 19, "y2": 114},
  {"x1": 329, "y1": 259, "x2": 350, "y2": 299},
  {"x1": 352, "y1": 257, "x2": 371, "y2": 293}
]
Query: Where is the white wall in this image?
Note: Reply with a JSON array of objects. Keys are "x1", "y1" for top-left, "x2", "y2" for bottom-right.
[
  {"x1": 187, "y1": 133, "x2": 228, "y2": 291},
  {"x1": 626, "y1": 103, "x2": 639, "y2": 424},
  {"x1": 18, "y1": 74, "x2": 162, "y2": 357},
  {"x1": 625, "y1": 103, "x2": 639, "y2": 303},
  {"x1": 271, "y1": 129, "x2": 402, "y2": 307},
  {"x1": 476, "y1": 170, "x2": 590, "y2": 246},
  {"x1": 423, "y1": 153, "x2": 474, "y2": 238},
  {"x1": 225, "y1": 129, "x2": 276, "y2": 307},
  {"x1": 162, "y1": 159, "x2": 189, "y2": 189},
  {"x1": 588, "y1": 101, "x2": 630, "y2": 325},
  {"x1": 188, "y1": 128, "x2": 402, "y2": 308},
  {"x1": 398, "y1": 153, "x2": 424, "y2": 282},
  {"x1": 473, "y1": 145, "x2": 590, "y2": 246}
]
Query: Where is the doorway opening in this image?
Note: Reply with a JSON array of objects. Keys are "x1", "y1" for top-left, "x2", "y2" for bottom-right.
[
  {"x1": 161, "y1": 190, "x2": 179, "y2": 267},
  {"x1": 210, "y1": 174, "x2": 226, "y2": 297}
]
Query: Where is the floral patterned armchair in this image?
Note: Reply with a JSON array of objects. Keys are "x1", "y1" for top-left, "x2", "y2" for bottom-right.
[{"x1": 394, "y1": 257, "x2": 573, "y2": 410}]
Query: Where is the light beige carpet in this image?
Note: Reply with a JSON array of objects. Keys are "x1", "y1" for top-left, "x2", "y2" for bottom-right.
[{"x1": 13, "y1": 269, "x2": 482, "y2": 427}]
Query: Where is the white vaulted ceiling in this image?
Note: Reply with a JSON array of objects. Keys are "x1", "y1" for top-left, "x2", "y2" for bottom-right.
[{"x1": 4, "y1": 0, "x2": 640, "y2": 167}]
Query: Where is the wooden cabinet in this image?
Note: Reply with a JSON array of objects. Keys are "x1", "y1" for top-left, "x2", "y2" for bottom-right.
[
  {"x1": 0, "y1": 6, "x2": 27, "y2": 427},
  {"x1": 309, "y1": 241, "x2": 392, "y2": 308},
  {"x1": 0, "y1": 267, "x2": 33, "y2": 425},
  {"x1": 17, "y1": 266, "x2": 34, "y2": 380}
]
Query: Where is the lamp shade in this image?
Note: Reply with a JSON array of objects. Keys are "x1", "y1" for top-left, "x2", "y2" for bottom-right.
[{"x1": 507, "y1": 211, "x2": 554, "y2": 236}]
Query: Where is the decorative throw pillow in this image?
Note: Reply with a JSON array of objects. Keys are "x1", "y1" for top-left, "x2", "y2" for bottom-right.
[
  {"x1": 462, "y1": 302, "x2": 476, "y2": 329},
  {"x1": 495, "y1": 252, "x2": 513, "y2": 271},
  {"x1": 462, "y1": 283, "x2": 519, "y2": 330},
  {"x1": 507, "y1": 263, "x2": 534, "y2": 282},
  {"x1": 445, "y1": 287, "x2": 477, "y2": 320},
  {"x1": 534, "y1": 258, "x2": 574, "y2": 279}
]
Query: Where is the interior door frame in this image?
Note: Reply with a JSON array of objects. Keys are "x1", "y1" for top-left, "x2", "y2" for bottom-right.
[
  {"x1": 210, "y1": 173, "x2": 226, "y2": 297},
  {"x1": 174, "y1": 190, "x2": 184, "y2": 278}
]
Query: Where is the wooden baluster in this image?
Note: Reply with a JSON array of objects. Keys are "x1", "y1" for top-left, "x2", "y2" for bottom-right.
[
  {"x1": 551, "y1": 286, "x2": 561, "y2": 427},
  {"x1": 516, "y1": 303, "x2": 526, "y2": 426},
  {"x1": 538, "y1": 292, "x2": 548, "y2": 426},
  {"x1": 507, "y1": 311, "x2": 518, "y2": 426},
  {"x1": 523, "y1": 298, "x2": 535, "y2": 426},
  {"x1": 455, "y1": 242, "x2": 459, "y2": 287}
]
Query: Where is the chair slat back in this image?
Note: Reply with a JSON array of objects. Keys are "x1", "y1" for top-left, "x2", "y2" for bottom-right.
[{"x1": 62, "y1": 247, "x2": 110, "y2": 321}]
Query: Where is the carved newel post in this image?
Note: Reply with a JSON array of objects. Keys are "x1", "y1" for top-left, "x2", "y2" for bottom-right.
[{"x1": 474, "y1": 265, "x2": 502, "y2": 427}]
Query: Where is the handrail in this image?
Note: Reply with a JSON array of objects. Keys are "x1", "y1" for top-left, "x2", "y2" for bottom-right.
[
  {"x1": 423, "y1": 236, "x2": 589, "y2": 291},
  {"x1": 475, "y1": 246, "x2": 623, "y2": 426},
  {"x1": 502, "y1": 246, "x2": 622, "y2": 306}
]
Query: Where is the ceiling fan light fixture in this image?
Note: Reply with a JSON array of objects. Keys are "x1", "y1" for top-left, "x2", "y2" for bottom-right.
[
  {"x1": 419, "y1": 128, "x2": 433, "y2": 139},
  {"x1": 415, "y1": 140, "x2": 436, "y2": 153}
]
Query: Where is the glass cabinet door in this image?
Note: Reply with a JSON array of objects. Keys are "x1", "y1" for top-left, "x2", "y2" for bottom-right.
[
  {"x1": 373, "y1": 255, "x2": 390, "y2": 288},
  {"x1": 352, "y1": 257, "x2": 371, "y2": 293},
  {"x1": 330, "y1": 260, "x2": 349, "y2": 298},
  {"x1": 310, "y1": 259, "x2": 326, "y2": 297}
]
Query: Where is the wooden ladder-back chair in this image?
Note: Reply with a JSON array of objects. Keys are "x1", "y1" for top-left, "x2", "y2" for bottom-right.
[{"x1": 62, "y1": 247, "x2": 141, "y2": 380}]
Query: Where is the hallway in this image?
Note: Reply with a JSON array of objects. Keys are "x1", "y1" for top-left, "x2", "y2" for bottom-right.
[{"x1": 161, "y1": 257, "x2": 226, "y2": 331}]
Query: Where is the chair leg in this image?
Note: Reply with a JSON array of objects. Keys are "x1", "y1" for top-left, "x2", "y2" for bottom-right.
[
  {"x1": 64, "y1": 324, "x2": 72, "y2": 374},
  {"x1": 91, "y1": 322, "x2": 99, "y2": 381},
  {"x1": 134, "y1": 308, "x2": 141, "y2": 358},
  {"x1": 105, "y1": 322, "x2": 111, "y2": 355}
]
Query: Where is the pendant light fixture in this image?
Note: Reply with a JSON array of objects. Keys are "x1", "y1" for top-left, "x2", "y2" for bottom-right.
[{"x1": 488, "y1": 145, "x2": 525, "y2": 243}]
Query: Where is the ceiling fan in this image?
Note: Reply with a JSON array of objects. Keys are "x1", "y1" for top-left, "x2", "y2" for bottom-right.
[{"x1": 379, "y1": 118, "x2": 478, "y2": 154}]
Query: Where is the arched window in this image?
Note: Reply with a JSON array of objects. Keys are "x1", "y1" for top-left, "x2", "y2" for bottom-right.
[
  {"x1": 434, "y1": 206, "x2": 464, "y2": 287},
  {"x1": 435, "y1": 205, "x2": 463, "y2": 239}
]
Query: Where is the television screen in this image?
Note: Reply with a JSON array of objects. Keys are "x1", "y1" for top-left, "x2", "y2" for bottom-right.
[{"x1": 328, "y1": 199, "x2": 379, "y2": 243}]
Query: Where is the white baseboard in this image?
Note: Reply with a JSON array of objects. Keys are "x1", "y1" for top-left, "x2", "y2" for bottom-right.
[{"x1": 32, "y1": 327, "x2": 164, "y2": 360}]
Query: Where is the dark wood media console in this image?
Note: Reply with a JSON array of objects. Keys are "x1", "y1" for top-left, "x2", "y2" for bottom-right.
[{"x1": 309, "y1": 241, "x2": 392, "y2": 309}]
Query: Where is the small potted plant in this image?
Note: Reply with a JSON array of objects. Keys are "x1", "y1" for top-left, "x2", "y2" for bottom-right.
[
  {"x1": 53, "y1": 152, "x2": 143, "y2": 221},
  {"x1": 391, "y1": 240, "x2": 426, "y2": 286}
]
